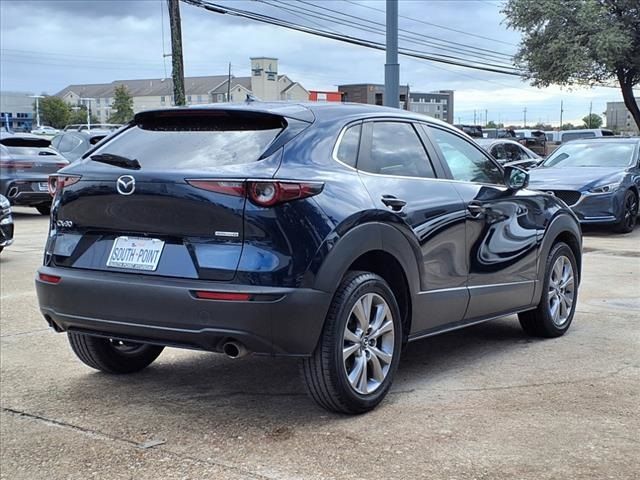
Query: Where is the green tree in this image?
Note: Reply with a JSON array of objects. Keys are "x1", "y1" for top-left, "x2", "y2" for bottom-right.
[
  {"x1": 38, "y1": 96, "x2": 70, "y2": 129},
  {"x1": 108, "y1": 85, "x2": 134, "y2": 124},
  {"x1": 582, "y1": 113, "x2": 603, "y2": 128},
  {"x1": 486, "y1": 120, "x2": 498, "y2": 128},
  {"x1": 503, "y1": 0, "x2": 640, "y2": 130},
  {"x1": 533, "y1": 122, "x2": 553, "y2": 130},
  {"x1": 561, "y1": 123, "x2": 577, "y2": 131},
  {"x1": 68, "y1": 105, "x2": 98, "y2": 125}
]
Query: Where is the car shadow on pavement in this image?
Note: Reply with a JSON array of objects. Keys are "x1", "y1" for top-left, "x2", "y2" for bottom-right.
[{"x1": 59, "y1": 317, "x2": 534, "y2": 423}]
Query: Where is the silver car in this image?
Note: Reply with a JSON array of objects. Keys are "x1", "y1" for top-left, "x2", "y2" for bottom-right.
[{"x1": 0, "y1": 133, "x2": 69, "y2": 215}]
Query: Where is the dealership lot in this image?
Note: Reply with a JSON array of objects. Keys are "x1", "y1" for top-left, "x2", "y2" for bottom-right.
[{"x1": 1, "y1": 208, "x2": 638, "y2": 480}]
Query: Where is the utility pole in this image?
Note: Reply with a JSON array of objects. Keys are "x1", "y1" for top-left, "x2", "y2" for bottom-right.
[
  {"x1": 168, "y1": 0, "x2": 186, "y2": 106},
  {"x1": 588, "y1": 101, "x2": 593, "y2": 128},
  {"x1": 473, "y1": 110, "x2": 477, "y2": 125},
  {"x1": 559, "y1": 100, "x2": 563, "y2": 130},
  {"x1": 227, "y1": 62, "x2": 231, "y2": 102},
  {"x1": 29, "y1": 95, "x2": 44, "y2": 128},
  {"x1": 384, "y1": 0, "x2": 399, "y2": 108},
  {"x1": 485, "y1": 109, "x2": 488, "y2": 127},
  {"x1": 523, "y1": 107, "x2": 527, "y2": 127}
]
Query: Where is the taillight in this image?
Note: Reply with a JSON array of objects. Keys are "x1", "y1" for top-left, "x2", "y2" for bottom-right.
[
  {"x1": 38, "y1": 273, "x2": 61, "y2": 284},
  {"x1": 0, "y1": 161, "x2": 34, "y2": 169},
  {"x1": 48, "y1": 175, "x2": 81, "y2": 197},
  {"x1": 186, "y1": 179, "x2": 323, "y2": 207}
]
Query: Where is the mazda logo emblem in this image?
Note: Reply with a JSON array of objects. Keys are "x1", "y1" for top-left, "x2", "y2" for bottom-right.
[{"x1": 116, "y1": 175, "x2": 136, "y2": 195}]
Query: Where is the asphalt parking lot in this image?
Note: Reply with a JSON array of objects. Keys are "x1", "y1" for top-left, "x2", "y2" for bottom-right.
[{"x1": 1, "y1": 208, "x2": 638, "y2": 480}]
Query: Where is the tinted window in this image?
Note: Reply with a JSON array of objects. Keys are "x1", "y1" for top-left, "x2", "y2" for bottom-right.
[
  {"x1": 57, "y1": 134, "x2": 83, "y2": 153},
  {"x1": 92, "y1": 113, "x2": 283, "y2": 170},
  {"x1": 562, "y1": 131, "x2": 595, "y2": 142},
  {"x1": 503, "y1": 142, "x2": 528, "y2": 161},
  {"x1": 490, "y1": 144, "x2": 507, "y2": 161},
  {"x1": 429, "y1": 127, "x2": 503, "y2": 184},
  {"x1": 359, "y1": 122, "x2": 435, "y2": 178},
  {"x1": 335, "y1": 123, "x2": 361, "y2": 167}
]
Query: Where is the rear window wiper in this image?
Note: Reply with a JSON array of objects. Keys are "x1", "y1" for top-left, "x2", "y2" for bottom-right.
[{"x1": 90, "y1": 153, "x2": 141, "y2": 170}]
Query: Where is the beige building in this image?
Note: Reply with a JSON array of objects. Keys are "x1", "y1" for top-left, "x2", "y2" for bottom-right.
[
  {"x1": 605, "y1": 100, "x2": 639, "y2": 135},
  {"x1": 55, "y1": 57, "x2": 309, "y2": 123}
]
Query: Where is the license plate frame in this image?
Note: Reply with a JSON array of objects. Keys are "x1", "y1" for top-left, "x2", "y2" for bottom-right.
[{"x1": 106, "y1": 236, "x2": 165, "y2": 271}]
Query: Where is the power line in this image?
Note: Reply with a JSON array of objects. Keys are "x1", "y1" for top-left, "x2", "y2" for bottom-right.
[
  {"x1": 254, "y1": 0, "x2": 513, "y2": 69},
  {"x1": 183, "y1": 0, "x2": 524, "y2": 76},
  {"x1": 342, "y1": 0, "x2": 518, "y2": 48},
  {"x1": 289, "y1": 0, "x2": 515, "y2": 60}
]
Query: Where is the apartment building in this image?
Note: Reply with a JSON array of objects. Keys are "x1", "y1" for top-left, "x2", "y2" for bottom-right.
[
  {"x1": 605, "y1": 100, "x2": 639, "y2": 135},
  {"x1": 55, "y1": 57, "x2": 309, "y2": 123}
]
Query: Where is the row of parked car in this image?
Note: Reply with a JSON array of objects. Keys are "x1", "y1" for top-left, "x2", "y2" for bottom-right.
[{"x1": 0, "y1": 110, "x2": 638, "y2": 257}]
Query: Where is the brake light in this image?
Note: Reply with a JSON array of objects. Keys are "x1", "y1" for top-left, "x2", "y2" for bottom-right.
[
  {"x1": 186, "y1": 179, "x2": 323, "y2": 207},
  {"x1": 38, "y1": 273, "x2": 61, "y2": 284},
  {"x1": 0, "y1": 161, "x2": 34, "y2": 169},
  {"x1": 193, "y1": 291, "x2": 251, "y2": 301},
  {"x1": 186, "y1": 180, "x2": 245, "y2": 196},
  {"x1": 48, "y1": 175, "x2": 81, "y2": 197}
]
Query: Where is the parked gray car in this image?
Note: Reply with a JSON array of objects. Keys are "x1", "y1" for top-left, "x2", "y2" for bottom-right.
[
  {"x1": 476, "y1": 138, "x2": 542, "y2": 170},
  {"x1": 0, "y1": 133, "x2": 69, "y2": 215},
  {"x1": 0, "y1": 194, "x2": 14, "y2": 253},
  {"x1": 51, "y1": 130, "x2": 112, "y2": 162},
  {"x1": 528, "y1": 137, "x2": 640, "y2": 233}
]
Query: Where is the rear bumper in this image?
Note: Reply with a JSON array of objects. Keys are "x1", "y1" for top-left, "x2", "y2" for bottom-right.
[
  {"x1": 35, "y1": 266, "x2": 332, "y2": 356},
  {"x1": 3, "y1": 180, "x2": 51, "y2": 206}
]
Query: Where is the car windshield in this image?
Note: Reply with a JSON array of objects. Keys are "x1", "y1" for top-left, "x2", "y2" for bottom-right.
[{"x1": 541, "y1": 142, "x2": 635, "y2": 168}]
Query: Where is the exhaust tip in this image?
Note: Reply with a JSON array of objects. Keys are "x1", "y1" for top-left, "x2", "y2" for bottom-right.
[
  {"x1": 7, "y1": 187, "x2": 18, "y2": 199},
  {"x1": 222, "y1": 341, "x2": 249, "y2": 359}
]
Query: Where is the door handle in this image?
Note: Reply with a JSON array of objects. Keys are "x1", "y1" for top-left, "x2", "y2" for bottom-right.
[
  {"x1": 381, "y1": 195, "x2": 407, "y2": 211},
  {"x1": 467, "y1": 202, "x2": 485, "y2": 218}
]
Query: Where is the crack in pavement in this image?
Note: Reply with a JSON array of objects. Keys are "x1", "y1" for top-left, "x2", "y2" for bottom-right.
[
  {"x1": 416, "y1": 365, "x2": 635, "y2": 394},
  {"x1": 2, "y1": 407, "x2": 277, "y2": 480},
  {"x1": 1, "y1": 328, "x2": 50, "y2": 338}
]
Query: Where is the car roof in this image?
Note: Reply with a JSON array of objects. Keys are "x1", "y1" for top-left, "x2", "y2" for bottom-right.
[
  {"x1": 134, "y1": 101, "x2": 454, "y2": 129},
  {"x1": 0, "y1": 132, "x2": 48, "y2": 140},
  {"x1": 563, "y1": 137, "x2": 639, "y2": 144}
]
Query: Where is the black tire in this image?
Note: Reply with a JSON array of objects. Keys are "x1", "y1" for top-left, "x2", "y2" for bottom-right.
[
  {"x1": 301, "y1": 271, "x2": 403, "y2": 414},
  {"x1": 614, "y1": 190, "x2": 638, "y2": 234},
  {"x1": 36, "y1": 205, "x2": 51, "y2": 216},
  {"x1": 519, "y1": 242, "x2": 578, "y2": 338},
  {"x1": 68, "y1": 332, "x2": 164, "y2": 374}
]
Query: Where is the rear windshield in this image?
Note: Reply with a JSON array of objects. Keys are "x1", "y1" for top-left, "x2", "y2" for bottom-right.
[
  {"x1": 91, "y1": 112, "x2": 285, "y2": 170},
  {"x1": 0, "y1": 137, "x2": 53, "y2": 155}
]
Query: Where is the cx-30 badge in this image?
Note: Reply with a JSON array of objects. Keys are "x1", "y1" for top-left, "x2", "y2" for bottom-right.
[{"x1": 116, "y1": 175, "x2": 136, "y2": 195}]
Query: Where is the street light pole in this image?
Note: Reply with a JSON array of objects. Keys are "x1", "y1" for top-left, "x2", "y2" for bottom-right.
[
  {"x1": 79, "y1": 98, "x2": 93, "y2": 132},
  {"x1": 29, "y1": 95, "x2": 44, "y2": 128},
  {"x1": 384, "y1": 0, "x2": 399, "y2": 108}
]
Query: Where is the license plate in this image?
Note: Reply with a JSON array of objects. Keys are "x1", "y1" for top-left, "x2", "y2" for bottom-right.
[
  {"x1": 37, "y1": 182, "x2": 49, "y2": 192},
  {"x1": 106, "y1": 237, "x2": 165, "y2": 271}
]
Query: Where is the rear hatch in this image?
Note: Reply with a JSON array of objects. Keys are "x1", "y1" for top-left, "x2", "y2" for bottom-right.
[
  {"x1": 0, "y1": 136, "x2": 68, "y2": 174},
  {"x1": 49, "y1": 108, "x2": 310, "y2": 281}
]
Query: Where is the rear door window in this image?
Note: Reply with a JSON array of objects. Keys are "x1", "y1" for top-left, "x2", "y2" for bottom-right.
[
  {"x1": 335, "y1": 123, "x2": 361, "y2": 167},
  {"x1": 359, "y1": 122, "x2": 436, "y2": 178},
  {"x1": 92, "y1": 112, "x2": 285, "y2": 170}
]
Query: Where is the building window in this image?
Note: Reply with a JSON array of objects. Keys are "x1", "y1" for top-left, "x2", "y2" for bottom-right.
[
  {"x1": 187, "y1": 95, "x2": 192, "y2": 103},
  {"x1": 197, "y1": 95, "x2": 203, "y2": 102},
  {"x1": 161, "y1": 96, "x2": 166, "y2": 105},
  {"x1": 217, "y1": 94, "x2": 225, "y2": 102},
  {"x1": 375, "y1": 93, "x2": 383, "y2": 106}
]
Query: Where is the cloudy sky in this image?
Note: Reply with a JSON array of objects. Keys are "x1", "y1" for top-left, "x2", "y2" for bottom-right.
[{"x1": 0, "y1": 0, "x2": 634, "y2": 126}]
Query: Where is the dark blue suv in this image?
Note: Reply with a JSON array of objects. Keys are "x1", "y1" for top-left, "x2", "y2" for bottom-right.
[{"x1": 36, "y1": 103, "x2": 582, "y2": 413}]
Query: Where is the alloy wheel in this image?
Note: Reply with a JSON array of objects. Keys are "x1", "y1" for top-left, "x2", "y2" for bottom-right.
[
  {"x1": 342, "y1": 292, "x2": 395, "y2": 395},
  {"x1": 623, "y1": 193, "x2": 638, "y2": 231},
  {"x1": 547, "y1": 255, "x2": 575, "y2": 327}
]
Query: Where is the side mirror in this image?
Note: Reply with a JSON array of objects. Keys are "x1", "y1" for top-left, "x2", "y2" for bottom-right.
[{"x1": 504, "y1": 165, "x2": 529, "y2": 190}]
